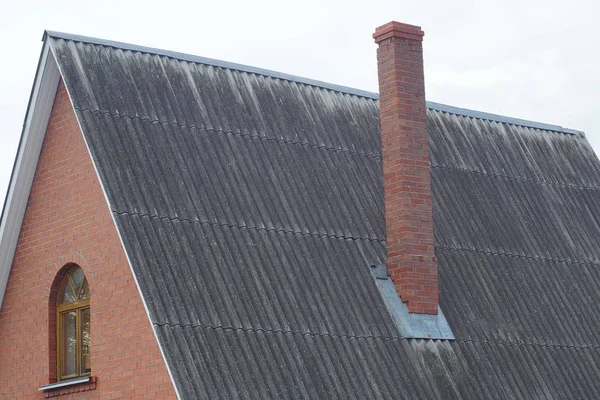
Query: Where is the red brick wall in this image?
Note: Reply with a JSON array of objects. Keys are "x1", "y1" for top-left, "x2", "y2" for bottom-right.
[
  {"x1": 0, "y1": 81, "x2": 177, "y2": 399},
  {"x1": 374, "y1": 22, "x2": 438, "y2": 315}
]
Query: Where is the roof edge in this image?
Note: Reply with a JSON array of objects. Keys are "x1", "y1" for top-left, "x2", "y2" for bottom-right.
[
  {"x1": 427, "y1": 101, "x2": 585, "y2": 137},
  {"x1": 44, "y1": 30, "x2": 379, "y2": 100},
  {"x1": 0, "y1": 41, "x2": 61, "y2": 310},
  {"x1": 47, "y1": 38, "x2": 183, "y2": 399},
  {"x1": 44, "y1": 30, "x2": 585, "y2": 137}
]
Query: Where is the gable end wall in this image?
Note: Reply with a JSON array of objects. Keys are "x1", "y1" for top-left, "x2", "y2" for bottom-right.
[{"x1": 0, "y1": 81, "x2": 176, "y2": 399}]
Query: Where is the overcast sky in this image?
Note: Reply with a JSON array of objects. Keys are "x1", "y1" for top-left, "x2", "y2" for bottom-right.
[{"x1": 1, "y1": 0, "x2": 599, "y2": 210}]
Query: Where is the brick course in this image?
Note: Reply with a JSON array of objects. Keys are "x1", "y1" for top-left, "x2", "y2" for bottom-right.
[
  {"x1": 374, "y1": 21, "x2": 438, "y2": 315},
  {"x1": 0, "y1": 81, "x2": 177, "y2": 398}
]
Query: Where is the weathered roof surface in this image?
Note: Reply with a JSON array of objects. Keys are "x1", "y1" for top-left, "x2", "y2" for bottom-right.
[{"x1": 48, "y1": 32, "x2": 600, "y2": 399}]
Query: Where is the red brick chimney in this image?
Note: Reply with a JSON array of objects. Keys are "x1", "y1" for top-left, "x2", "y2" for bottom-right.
[{"x1": 373, "y1": 21, "x2": 438, "y2": 315}]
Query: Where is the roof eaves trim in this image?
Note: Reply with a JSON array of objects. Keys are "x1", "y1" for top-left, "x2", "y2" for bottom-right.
[
  {"x1": 44, "y1": 30, "x2": 380, "y2": 100},
  {"x1": 0, "y1": 42, "x2": 61, "y2": 309}
]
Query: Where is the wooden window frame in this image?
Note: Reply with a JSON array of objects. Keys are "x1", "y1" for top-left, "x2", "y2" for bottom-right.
[{"x1": 56, "y1": 266, "x2": 91, "y2": 382}]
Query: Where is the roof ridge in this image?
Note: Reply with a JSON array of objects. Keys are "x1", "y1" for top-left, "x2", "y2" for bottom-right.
[
  {"x1": 427, "y1": 102, "x2": 584, "y2": 137},
  {"x1": 44, "y1": 30, "x2": 379, "y2": 100},
  {"x1": 44, "y1": 30, "x2": 585, "y2": 137}
]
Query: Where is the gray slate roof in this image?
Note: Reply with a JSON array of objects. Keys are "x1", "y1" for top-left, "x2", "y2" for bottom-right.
[{"x1": 48, "y1": 32, "x2": 600, "y2": 399}]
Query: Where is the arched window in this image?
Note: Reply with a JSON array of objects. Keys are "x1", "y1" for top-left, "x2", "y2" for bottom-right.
[{"x1": 56, "y1": 265, "x2": 91, "y2": 381}]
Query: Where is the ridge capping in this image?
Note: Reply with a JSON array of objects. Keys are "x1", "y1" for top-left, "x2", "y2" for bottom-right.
[{"x1": 44, "y1": 30, "x2": 584, "y2": 137}]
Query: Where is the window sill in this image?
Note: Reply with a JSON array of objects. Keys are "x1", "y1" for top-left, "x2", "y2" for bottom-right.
[{"x1": 39, "y1": 376, "x2": 96, "y2": 398}]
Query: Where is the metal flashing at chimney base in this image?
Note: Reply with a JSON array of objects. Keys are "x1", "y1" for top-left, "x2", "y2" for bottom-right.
[{"x1": 370, "y1": 264, "x2": 454, "y2": 340}]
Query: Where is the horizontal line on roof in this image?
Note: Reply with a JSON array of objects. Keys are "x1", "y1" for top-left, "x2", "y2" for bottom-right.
[
  {"x1": 154, "y1": 321, "x2": 402, "y2": 341},
  {"x1": 74, "y1": 106, "x2": 382, "y2": 159},
  {"x1": 113, "y1": 209, "x2": 385, "y2": 243},
  {"x1": 431, "y1": 165, "x2": 600, "y2": 191},
  {"x1": 155, "y1": 321, "x2": 600, "y2": 349},
  {"x1": 453, "y1": 338, "x2": 600, "y2": 350},
  {"x1": 44, "y1": 30, "x2": 584, "y2": 136},
  {"x1": 436, "y1": 245, "x2": 600, "y2": 267}
]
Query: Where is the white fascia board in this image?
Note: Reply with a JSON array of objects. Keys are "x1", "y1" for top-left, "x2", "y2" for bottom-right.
[{"x1": 0, "y1": 41, "x2": 61, "y2": 310}]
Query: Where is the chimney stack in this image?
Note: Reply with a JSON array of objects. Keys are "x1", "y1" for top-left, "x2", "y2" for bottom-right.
[{"x1": 374, "y1": 21, "x2": 438, "y2": 315}]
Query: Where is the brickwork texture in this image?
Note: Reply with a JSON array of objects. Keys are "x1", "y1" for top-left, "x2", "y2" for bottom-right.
[
  {"x1": 374, "y1": 22, "x2": 439, "y2": 315},
  {"x1": 0, "y1": 81, "x2": 177, "y2": 399}
]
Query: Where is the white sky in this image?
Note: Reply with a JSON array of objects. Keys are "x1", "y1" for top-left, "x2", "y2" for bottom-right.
[{"x1": 1, "y1": 0, "x2": 599, "y2": 210}]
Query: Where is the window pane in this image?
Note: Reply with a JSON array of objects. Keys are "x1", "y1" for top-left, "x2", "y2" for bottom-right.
[
  {"x1": 61, "y1": 311, "x2": 77, "y2": 378},
  {"x1": 57, "y1": 276, "x2": 77, "y2": 305},
  {"x1": 58, "y1": 265, "x2": 87, "y2": 305},
  {"x1": 81, "y1": 308, "x2": 91, "y2": 373},
  {"x1": 79, "y1": 278, "x2": 90, "y2": 301},
  {"x1": 70, "y1": 267, "x2": 84, "y2": 296}
]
